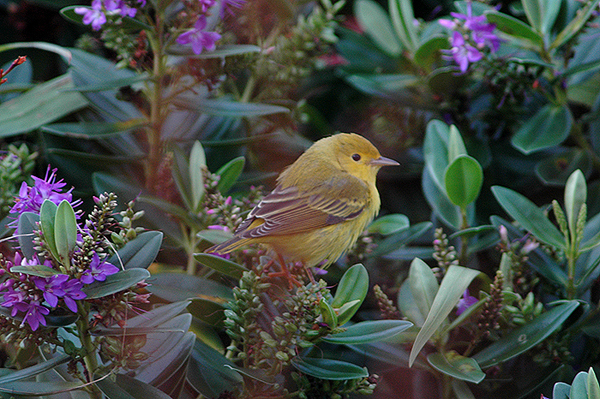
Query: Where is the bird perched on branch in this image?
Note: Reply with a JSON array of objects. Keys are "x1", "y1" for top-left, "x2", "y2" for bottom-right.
[{"x1": 206, "y1": 133, "x2": 398, "y2": 285}]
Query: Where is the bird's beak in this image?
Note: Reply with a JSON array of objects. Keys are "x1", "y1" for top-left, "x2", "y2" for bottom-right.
[{"x1": 371, "y1": 156, "x2": 399, "y2": 167}]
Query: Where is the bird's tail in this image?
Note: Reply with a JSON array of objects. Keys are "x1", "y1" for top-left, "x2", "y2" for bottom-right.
[{"x1": 205, "y1": 237, "x2": 248, "y2": 255}]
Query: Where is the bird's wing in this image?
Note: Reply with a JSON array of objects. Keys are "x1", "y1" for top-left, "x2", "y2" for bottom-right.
[{"x1": 236, "y1": 175, "x2": 370, "y2": 238}]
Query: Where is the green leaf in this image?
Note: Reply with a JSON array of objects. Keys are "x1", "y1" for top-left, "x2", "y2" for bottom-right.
[
  {"x1": 345, "y1": 73, "x2": 418, "y2": 100},
  {"x1": 107, "y1": 231, "x2": 163, "y2": 270},
  {"x1": 147, "y1": 272, "x2": 233, "y2": 304},
  {"x1": 589, "y1": 367, "x2": 600, "y2": 399},
  {"x1": 512, "y1": 104, "x2": 573, "y2": 154},
  {"x1": 0, "y1": 41, "x2": 72, "y2": 63},
  {"x1": 423, "y1": 169, "x2": 462, "y2": 230},
  {"x1": 193, "y1": 253, "x2": 249, "y2": 280},
  {"x1": 535, "y1": 148, "x2": 592, "y2": 186},
  {"x1": 485, "y1": 11, "x2": 544, "y2": 48},
  {"x1": 55, "y1": 200, "x2": 77, "y2": 261},
  {"x1": 291, "y1": 357, "x2": 368, "y2": 380},
  {"x1": 215, "y1": 156, "x2": 245, "y2": 193},
  {"x1": 409, "y1": 265, "x2": 481, "y2": 366},
  {"x1": 444, "y1": 155, "x2": 483, "y2": 209},
  {"x1": 368, "y1": 214, "x2": 409, "y2": 235},
  {"x1": 97, "y1": 374, "x2": 173, "y2": 399},
  {"x1": 0, "y1": 354, "x2": 70, "y2": 384},
  {"x1": 571, "y1": 371, "x2": 589, "y2": 399},
  {"x1": 0, "y1": 380, "x2": 84, "y2": 395},
  {"x1": 427, "y1": 351, "x2": 485, "y2": 383},
  {"x1": 551, "y1": 0, "x2": 600, "y2": 49},
  {"x1": 331, "y1": 264, "x2": 369, "y2": 325},
  {"x1": 388, "y1": 0, "x2": 418, "y2": 53},
  {"x1": 355, "y1": 0, "x2": 402, "y2": 56},
  {"x1": 323, "y1": 320, "x2": 412, "y2": 344},
  {"x1": 554, "y1": 382, "x2": 572, "y2": 399},
  {"x1": 472, "y1": 300, "x2": 579, "y2": 368},
  {"x1": 173, "y1": 97, "x2": 290, "y2": 117},
  {"x1": 167, "y1": 44, "x2": 261, "y2": 58},
  {"x1": 564, "y1": 169, "x2": 587, "y2": 241},
  {"x1": 414, "y1": 36, "x2": 448, "y2": 70},
  {"x1": 521, "y1": 0, "x2": 560, "y2": 35},
  {"x1": 0, "y1": 74, "x2": 88, "y2": 138},
  {"x1": 41, "y1": 120, "x2": 147, "y2": 139},
  {"x1": 447, "y1": 125, "x2": 467, "y2": 162},
  {"x1": 17, "y1": 212, "x2": 40, "y2": 259},
  {"x1": 424, "y1": 120, "x2": 451, "y2": 190},
  {"x1": 371, "y1": 221, "x2": 432, "y2": 256},
  {"x1": 63, "y1": 74, "x2": 149, "y2": 93},
  {"x1": 491, "y1": 186, "x2": 565, "y2": 249},
  {"x1": 408, "y1": 258, "x2": 439, "y2": 323},
  {"x1": 9, "y1": 265, "x2": 61, "y2": 277},
  {"x1": 197, "y1": 229, "x2": 233, "y2": 245},
  {"x1": 190, "y1": 141, "x2": 206, "y2": 213},
  {"x1": 82, "y1": 269, "x2": 150, "y2": 299},
  {"x1": 319, "y1": 298, "x2": 339, "y2": 328},
  {"x1": 39, "y1": 200, "x2": 59, "y2": 260}
]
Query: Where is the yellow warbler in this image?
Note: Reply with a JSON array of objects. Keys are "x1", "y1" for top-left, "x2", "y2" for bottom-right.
[{"x1": 207, "y1": 133, "x2": 398, "y2": 281}]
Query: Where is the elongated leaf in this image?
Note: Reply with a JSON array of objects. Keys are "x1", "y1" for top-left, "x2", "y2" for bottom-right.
[
  {"x1": 423, "y1": 169, "x2": 462, "y2": 230},
  {"x1": 167, "y1": 44, "x2": 261, "y2": 58},
  {"x1": 97, "y1": 374, "x2": 172, "y2": 399},
  {"x1": 190, "y1": 141, "x2": 206, "y2": 213},
  {"x1": 424, "y1": 120, "x2": 451, "y2": 190},
  {"x1": 0, "y1": 74, "x2": 87, "y2": 138},
  {"x1": 0, "y1": 41, "x2": 72, "y2": 63},
  {"x1": 491, "y1": 186, "x2": 565, "y2": 249},
  {"x1": 174, "y1": 97, "x2": 289, "y2": 117},
  {"x1": 63, "y1": 74, "x2": 149, "y2": 93},
  {"x1": 127, "y1": 301, "x2": 191, "y2": 328},
  {"x1": 512, "y1": 104, "x2": 573, "y2": 154},
  {"x1": 17, "y1": 212, "x2": 40, "y2": 259},
  {"x1": 427, "y1": 351, "x2": 485, "y2": 383},
  {"x1": 564, "y1": 169, "x2": 586, "y2": 240},
  {"x1": 9, "y1": 265, "x2": 61, "y2": 277},
  {"x1": 0, "y1": 354, "x2": 70, "y2": 384},
  {"x1": 193, "y1": 253, "x2": 248, "y2": 280},
  {"x1": 323, "y1": 320, "x2": 412, "y2": 344},
  {"x1": 215, "y1": 156, "x2": 245, "y2": 193},
  {"x1": 372, "y1": 221, "x2": 432, "y2": 256},
  {"x1": 485, "y1": 11, "x2": 544, "y2": 48},
  {"x1": 448, "y1": 125, "x2": 467, "y2": 162},
  {"x1": 551, "y1": 0, "x2": 600, "y2": 49},
  {"x1": 590, "y1": 368, "x2": 600, "y2": 399},
  {"x1": 444, "y1": 155, "x2": 483, "y2": 208},
  {"x1": 409, "y1": 258, "x2": 439, "y2": 322},
  {"x1": 368, "y1": 213, "x2": 409, "y2": 235},
  {"x1": 345, "y1": 73, "x2": 418, "y2": 99},
  {"x1": 0, "y1": 380, "x2": 84, "y2": 395},
  {"x1": 355, "y1": 0, "x2": 402, "y2": 56},
  {"x1": 55, "y1": 200, "x2": 77, "y2": 261},
  {"x1": 82, "y1": 269, "x2": 150, "y2": 299},
  {"x1": 291, "y1": 357, "x2": 368, "y2": 380},
  {"x1": 409, "y1": 265, "x2": 481, "y2": 366},
  {"x1": 107, "y1": 231, "x2": 163, "y2": 270},
  {"x1": 472, "y1": 300, "x2": 579, "y2": 368},
  {"x1": 414, "y1": 36, "x2": 448, "y2": 70},
  {"x1": 40, "y1": 200, "x2": 59, "y2": 260},
  {"x1": 147, "y1": 272, "x2": 233, "y2": 303},
  {"x1": 331, "y1": 264, "x2": 369, "y2": 325},
  {"x1": 41, "y1": 120, "x2": 147, "y2": 139},
  {"x1": 388, "y1": 0, "x2": 418, "y2": 52}
]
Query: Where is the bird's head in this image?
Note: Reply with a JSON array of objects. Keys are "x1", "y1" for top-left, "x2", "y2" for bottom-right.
[{"x1": 331, "y1": 133, "x2": 399, "y2": 183}]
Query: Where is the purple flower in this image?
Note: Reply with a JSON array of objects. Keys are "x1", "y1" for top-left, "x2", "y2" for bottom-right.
[
  {"x1": 1, "y1": 285, "x2": 25, "y2": 315},
  {"x1": 199, "y1": 0, "x2": 216, "y2": 12},
  {"x1": 34, "y1": 274, "x2": 69, "y2": 308},
  {"x1": 14, "y1": 300, "x2": 49, "y2": 331},
  {"x1": 61, "y1": 279, "x2": 86, "y2": 312},
  {"x1": 176, "y1": 15, "x2": 222, "y2": 55},
  {"x1": 10, "y1": 166, "x2": 81, "y2": 221},
  {"x1": 444, "y1": 31, "x2": 482, "y2": 73},
  {"x1": 75, "y1": 0, "x2": 107, "y2": 31},
  {"x1": 80, "y1": 253, "x2": 119, "y2": 284},
  {"x1": 456, "y1": 289, "x2": 478, "y2": 315}
]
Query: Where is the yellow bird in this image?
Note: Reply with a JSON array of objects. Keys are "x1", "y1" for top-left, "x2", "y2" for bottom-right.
[{"x1": 207, "y1": 133, "x2": 398, "y2": 283}]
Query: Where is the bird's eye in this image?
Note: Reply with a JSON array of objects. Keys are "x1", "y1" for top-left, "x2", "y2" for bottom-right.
[{"x1": 352, "y1": 153, "x2": 361, "y2": 162}]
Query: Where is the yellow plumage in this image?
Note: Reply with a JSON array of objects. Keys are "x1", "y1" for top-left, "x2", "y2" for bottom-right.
[{"x1": 207, "y1": 133, "x2": 398, "y2": 270}]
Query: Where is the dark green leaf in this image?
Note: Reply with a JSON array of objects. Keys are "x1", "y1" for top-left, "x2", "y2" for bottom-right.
[
  {"x1": 41, "y1": 120, "x2": 147, "y2": 139},
  {"x1": 215, "y1": 156, "x2": 245, "y2": 193},
  {"x1": 511, "y1": 104, "x2": 573, "y2": 154},
  {"x1": 167, "y1": 44, "x2": 261, "y2": 58},
  {"x1": 414, "y1": 36, "x2": 449, "y2": 70},
  {"x1": 0, "y1": 380, "x2": 83, "y2": 395},
  {"x1": 373, "y1": 221, "x2": 432, "y2": 257},
  {"x1": 551, "y1": 0, "x2": 600, "y2": 49},
  {"x1": 323, "y1": 320, "x2": 412, "y2": 344},
  {"x1": 368, "y1": 213, "x2": 409, "y2": 235},
  {"x1": 187, "y1": 339, "x2": 243, "y2": 398},
  {"x1": 535, "y1": 148, "x2": 592, "y2": 186},
  {"x1": 345, "y1": 74, "x2": 418, "y2": 99},
  {"x1": 485, "y1": 11, "x2": 544, "y2": 47},
  {"x1": 197, "y1": 229, "x2": 233, "y2": 245},
  {"x1": 147, "y1": 272, "x2": 233, "y2": 303},
  {"x1": 427, "y1": 351, "x2": 485, "y2": 383},
  {"x1": 0, "y1": 41, "x2": 72, "y2": 63},
  {"x1": 331, "y1": 264, "x2": 369, "y2": 325},
  {"x1": 17, "y1": 212, "x2": 39, "y2": 259},
  {"x1": 444, "y1": 155, "x2": 483, "y2": 208},
  {"x1": 126, "y1": 301, "x2": 191, "y2": 328},
  {"x1": 388, "y1": 0, "x2": 418, "y2": 52},
  {"x1": 491, "y1": 186, "x2": 565, "y2": 249},
  {"x1": 291, "y1": 357, "x2": 368, "y2": 380},
  {"x1": 193, "y1": 253, "x2": 249, "y2": 280},
  {"x1": 63, "y1": 74, "x2": 149, "y2": 93},
  {"x1": 97, "y1": 374, "x2": 172, "y2": 399},
  {"x1": 173, "y1": 97, "x2": 289, "y2": 117},
  {"x1": 423, "y1": 169, "x2": 462, "y2": 230},
  {"x1": 355, "y1": 0, "x2": 402, "y2": 56},
  {"x1": 472, "y1": 301, "x2": 579, "y2": 368},
  {"x1": 408, "y1": 258, "x2": 439, "y2": 323},
  {"x1": 107, "y1": 231, "x2": 163, "y2": 270},
  {"x1": 0, "y1": 354, "x2": 70, "y2": 384},
  {"x1": 40, "y1": 200, "x2": 58, "y2": 259},
  {"x1": 82, "y1": 269, "x2": 150, "y2": 299},
  {"x1": 10, "y1": 265, "x2": 61, "y2": 277},
  {"x1": 55, "y1": 200, "x2": 77, "y2": 261}
]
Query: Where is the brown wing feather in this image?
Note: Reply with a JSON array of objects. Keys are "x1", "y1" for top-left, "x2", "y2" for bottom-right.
[{"x1": 236, "y1": 174, "x2": 369, "y2": 238}]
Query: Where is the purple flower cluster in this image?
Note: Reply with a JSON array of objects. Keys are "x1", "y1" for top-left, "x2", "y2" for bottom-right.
[
  {"x1": 177, "y1": 15, "x2": 222, "y2": 55},
  {"x1": 1, "y1": 167, "x2": 120, "y2": 331},
  {"x1": 75, "y1": 0, "x2": 146, "y2": 31},
  {"x1": 439, "y1": 2, "x2": 501, "y2": 73}
]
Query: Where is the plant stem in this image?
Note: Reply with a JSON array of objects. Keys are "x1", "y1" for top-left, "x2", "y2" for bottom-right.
[
  {"x1": 76, "y1": 302, "x2": 102, "y2": 399},
  {"x1": 566, "y1": 250, "x2": 576, "y2": 300},
  {"x1": 459, "y1": 207, "x2": 469, "y2": 265}
]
